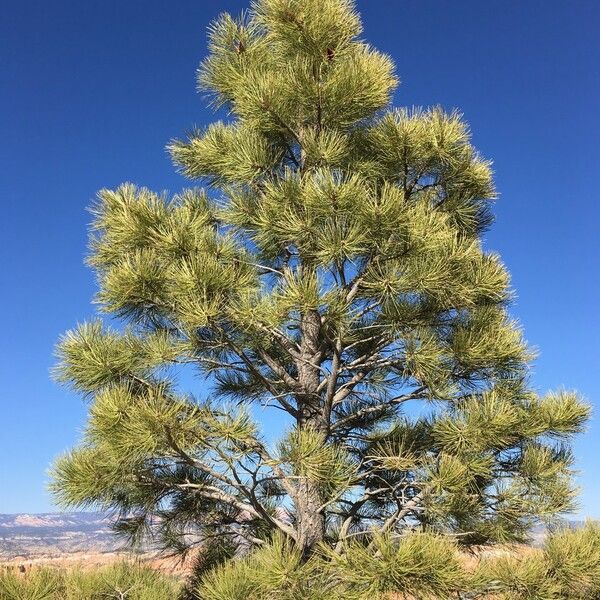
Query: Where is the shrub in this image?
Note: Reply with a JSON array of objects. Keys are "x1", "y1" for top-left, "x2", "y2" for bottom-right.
[
  {"x1": 474, "y1": 522, "x2": 600, "y2": 599},
  {"x1": 0, "y1": 562, "x2": 181, "y2": 600},
  {"x1": 193, "y1": 524, "x2": 600, "y2": 600}
]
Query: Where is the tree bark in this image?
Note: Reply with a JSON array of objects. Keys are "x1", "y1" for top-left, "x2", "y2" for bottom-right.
[
  {"x1": 296, "y1": 478, "x2": 326, "y2": 558},
  {"x1": 295, "y1": 307, "x2": 327, "y2": 556}
]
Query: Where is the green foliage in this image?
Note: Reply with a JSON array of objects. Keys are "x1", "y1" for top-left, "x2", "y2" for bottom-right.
[
  {"x1": 195, "y1": 524, "x2": 600, "y2": 600},
  {"x1": 277, "y1": 426, "x2": 357, "y2": 497},
  {"x1": 5, "y1": 527, "x2": 600, "y2": 600},
  {"x1": 0, "y1": 563, "x2": 181, "y2": 600},
  {"x1": 474, "y1": 522, "x2": 600, "y2": 599},
  {"x1": 54, "y1": 0, "x2": 590, "y2": 579},
  {"x1": 0, "y1": 569, "x2": 60, "y2": 600},
  {"x1": 325, "y1": 532, "x2": 466, "y2": 598},
  {"x1": 198, "y1": 533, "x2": 315, "y2": 600}
]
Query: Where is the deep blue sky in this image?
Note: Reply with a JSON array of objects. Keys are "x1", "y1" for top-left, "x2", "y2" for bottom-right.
[{"x1": 1, "y1": 0, "x2": 598, "y2": 515}]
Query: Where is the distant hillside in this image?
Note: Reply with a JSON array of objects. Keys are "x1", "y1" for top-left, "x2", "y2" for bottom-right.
[{"x1": 0, "y1": 512, "x2": 125, "y2": 559}]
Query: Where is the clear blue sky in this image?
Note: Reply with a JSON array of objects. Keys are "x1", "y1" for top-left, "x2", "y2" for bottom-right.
[{"x1": 1, "y1": 0, "x2": 598, "y2": 515}]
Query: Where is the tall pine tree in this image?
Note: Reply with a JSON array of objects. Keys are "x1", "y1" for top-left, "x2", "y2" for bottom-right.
[{"x1": 53, "y1": 0, "x2": 589, "y2": 568}]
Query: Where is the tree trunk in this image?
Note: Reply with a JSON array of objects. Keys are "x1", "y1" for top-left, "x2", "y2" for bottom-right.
[
  {"x1": 296, "y1": 479, "x2": 326, "y2": 558},
  {"x1": 295, "y1": 307, "x2": 327, "y2": 556}
]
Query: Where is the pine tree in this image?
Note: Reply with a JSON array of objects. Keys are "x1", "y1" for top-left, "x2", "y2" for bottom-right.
[{"x1": 53, "y1": 0, "x2": 589, "y2": 573}]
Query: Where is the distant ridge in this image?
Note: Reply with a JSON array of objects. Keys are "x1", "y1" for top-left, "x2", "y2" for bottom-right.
[{"x1": 0, "y1": 512, "x2": 124, "y2": 560}]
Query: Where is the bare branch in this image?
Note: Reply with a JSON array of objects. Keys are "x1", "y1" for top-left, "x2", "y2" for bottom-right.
[
  {"x1": 380, "y1": 492, "x2": 424, "y2": 534},
  {"x1": 331, "y1": 387, "x2": 426, "y2": 431}
]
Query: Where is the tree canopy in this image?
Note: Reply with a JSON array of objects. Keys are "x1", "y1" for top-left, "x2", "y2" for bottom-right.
[{"x1": 53, "y1": 0, "x2": 589, "y2": 583}]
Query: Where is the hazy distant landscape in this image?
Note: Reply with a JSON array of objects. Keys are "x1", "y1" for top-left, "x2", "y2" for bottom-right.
[
  {"x1": 1, "y1": 511, "x2": 567, "y2": 562},
  {"x1": 0, "y1": 513, "x2": 123, "y2": 560}
]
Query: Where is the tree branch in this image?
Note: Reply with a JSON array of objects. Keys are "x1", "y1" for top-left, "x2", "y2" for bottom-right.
[{"x1": 331, "y1": 387, "x2": 426, "y2": 431}]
